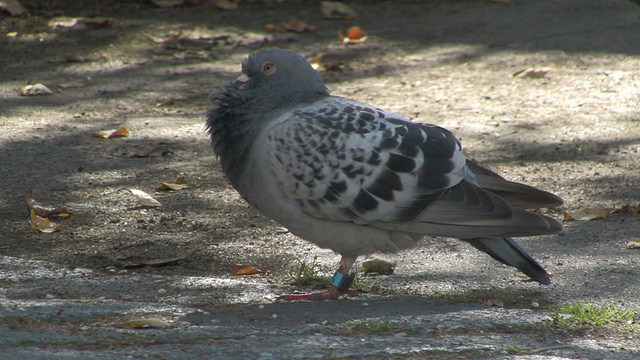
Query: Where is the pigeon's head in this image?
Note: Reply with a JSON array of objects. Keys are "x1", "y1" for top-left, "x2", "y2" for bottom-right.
[{"x1": 235, "y1": 48, "x2": 328, "y2": 106}]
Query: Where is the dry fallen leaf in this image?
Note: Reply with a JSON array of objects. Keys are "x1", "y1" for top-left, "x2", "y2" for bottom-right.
[
  {"x1": 321, "y1": 1, "x2": 357, "y2": 19},
  {"x1": 114, "y1": 318, "x2": 171, "y2": 329},
  {"x1": 0, "y1": 0, "x2": 27, "y2": 16},
  {"x1": 155, "y1": 177, "x2": 188, "y2": 191},
  {"x1": 92, "y1": 127, "x2": 130, "y2": 139},
  {"x1": 513, "y1": 67, "x2": 551, "y2": 79},
  {"x1": 25, "y1": 189, "x2": 73, "y2": 232},
  {"x1": 618, "y1": 202, "x2": 640, "y2": 214},
  {"x1": 307, "y1": 54, "x2": 324, "y2": 71},
  {"x1": 338, "y1": 26, "x2": 367, "y2": 44},
  {"x1": 29, "y1": 208, "x2": 62, "y2": 233},
  {"x1": 130, "y1": 145, "x2": 163, "y2": 158},
  {"x1": 20, "y1": 84, "x2": 53, "y2": 96},
  {"x1": 563, "y1": 206, "x2": 612, "y2": 221},
  {"x1": 362, "y1": 258, "x2": 395, "y2": 275},
  {"x1": 626, "y1": 238, "x2": 640, "y2": 249},
  {"x1": 25, "y1": 188, "x2": 35, "y2": 209},
  {"x1": 265, "y1": 23, "x2": 285, "y2": 32},
  {"x1": 130, "y1": 189, "x2": 162, "y2": 207},
  {"x1": 485, "y1": 298, "x2": 504, "y2": 307},
  {"x1": 230, "y1": 264, "x2": 267, "y2": 276}
]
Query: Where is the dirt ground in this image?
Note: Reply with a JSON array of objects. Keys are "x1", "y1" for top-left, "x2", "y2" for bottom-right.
[{"x1": 1, "y1": 0, "x2": 640, "y2": 358}]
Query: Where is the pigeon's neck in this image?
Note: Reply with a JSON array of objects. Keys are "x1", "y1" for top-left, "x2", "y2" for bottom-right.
[{"x1": 207, "y1": 82, "x2": 328, "y2": 186}]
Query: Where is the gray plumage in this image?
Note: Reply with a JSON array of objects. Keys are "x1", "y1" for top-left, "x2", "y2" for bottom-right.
[{"x1": 207, "y1": 48, "x2": 563, "y2": 286}]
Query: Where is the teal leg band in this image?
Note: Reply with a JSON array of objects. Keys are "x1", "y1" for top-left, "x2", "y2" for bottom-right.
[{"x1": 330, "y1": 270, "x2": 355, "y2": 292}]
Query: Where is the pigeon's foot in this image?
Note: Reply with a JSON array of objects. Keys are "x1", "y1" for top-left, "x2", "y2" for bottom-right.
[
  {"x1": 279, "y1": 285, "x2": 359, "y2": 301},
  {"x1": 278, "y1": 256, "x2": 359, "y2": 301}
]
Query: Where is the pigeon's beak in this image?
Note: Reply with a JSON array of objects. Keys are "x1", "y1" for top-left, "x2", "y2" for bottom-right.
[{"x1": 235, "y1": 73, "x2": 250, "y2": 89}]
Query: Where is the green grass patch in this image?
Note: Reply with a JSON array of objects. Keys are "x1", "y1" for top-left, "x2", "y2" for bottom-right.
[
  {"x1": 552, "y1": 302, "x2": 636, "y2": 327},
  {"x1": 503, "y1": 345, "x2": 533, "y2": 355},
  {"x1": 287, "y1": 257, "x2": 329, "y2": 288}
]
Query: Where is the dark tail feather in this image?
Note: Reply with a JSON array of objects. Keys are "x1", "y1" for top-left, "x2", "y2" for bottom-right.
[
  {"x1": 466, "y1": 160, "x2": 564, "y2": 209},
  {"x1": 464, "y1": 237, "x2": 551, "y2": 285}
]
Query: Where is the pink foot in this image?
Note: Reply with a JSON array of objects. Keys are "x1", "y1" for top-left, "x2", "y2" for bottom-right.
[{"x1": 278, "y1": 286, "x2": 359, "y2": 301}]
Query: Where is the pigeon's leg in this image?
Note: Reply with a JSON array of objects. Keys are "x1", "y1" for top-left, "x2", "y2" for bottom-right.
[{"x1": 280, "y1": 256, "x2": 359, "y2": 301}]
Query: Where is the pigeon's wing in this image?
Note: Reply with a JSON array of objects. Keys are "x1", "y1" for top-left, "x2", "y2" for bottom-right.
[
  {"x1": 265, "y1": 97, "x2": 557, "y2": 238},
  {"x1": 265, "y1": 97, "x2": 464, "y2": 222}
]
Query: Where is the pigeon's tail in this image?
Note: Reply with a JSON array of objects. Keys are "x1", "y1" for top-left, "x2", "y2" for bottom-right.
[{"x1": 464, "y1": 237, "x2": 551, "y2": 285}]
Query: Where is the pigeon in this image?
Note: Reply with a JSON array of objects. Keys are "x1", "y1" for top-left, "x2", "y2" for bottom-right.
[{"x1": 206, "y1": 48, "x2": 563, "y2": 300}]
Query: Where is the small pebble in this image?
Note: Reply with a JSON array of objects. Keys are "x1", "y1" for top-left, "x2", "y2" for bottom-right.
[
  {"x1": 258, "y1": 304, "x2": 265, "y2": 310},
  {"x1": 157, "y1": 288, "x2": 167, "y2": 295},
  {"x1": 116, "y1": 269, "x2": 128, "y2": 275},
  {"x1": 45, "y1": 294, "x2": 55, "y2": 299},
  {"x1": 271, "y1": 314, "x2": 278, "y2": 319},
  {"x1": 530, "y1": 301, "x2": 540, "y2": 308},
  {"x1": 362, "y1": 302, "x2": 369, "y2": 307}
]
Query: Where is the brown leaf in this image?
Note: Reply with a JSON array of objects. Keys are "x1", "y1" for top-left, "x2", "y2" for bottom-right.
[
  {"x1": 321, "y1": 1, "x2": 357, "y2": 20},
  {"x1": 25, "y1": 188, "x2": 35, "y2": 209},
  {"x1": 129, "y1": 145, "x2": 163, "y2": 158},
  {"x1": 114, "y1": 318, "x2": 171, "y2": 329},
  {"x1": 25, "y1": 189, "x2": 74, "y2": 227},
  {"x1": 230, "y1": 264, "x2": 267, "y2": 276},
  {"x1": 155, "y1": 177, "x2": 188, "y2": 191},
  {"x1": 626, "y1": 238, "x2": 640, "y2": 249},
  {"x1": 307, "y1": 54, "x2": 324, "y2": 71},
  {"x1": 513, "y1": 67, "x2": 551, "y2": 79},
  {"x1": 338, "y1": 26, "x2": 367, "y2": 45},
  {"x1": 265, "y1": 23, "x2": 285, "y2": 32},
  {"x1": 108, "y1": 127, "x2": 130, "y2": 138},
  {"x1": 92, "y1": 127, "x2": 130, "y2": 139},
  {"x1": 362, "y1": 258, "x2": 395, "y2": 275},
  {"x1": 29, "y1": 208, "x2": 62, "y2": 233},
  {"x1": 620, "y1": 202, "x2": 640, "y2": 214},
  {"x1": 0, "y1": 0, "x2": 27, "y2": 16},
  {"x1": 563, "y1": 206, "x2": 612, "y2": 221}
]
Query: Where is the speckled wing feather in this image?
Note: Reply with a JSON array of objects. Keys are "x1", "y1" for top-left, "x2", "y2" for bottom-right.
[
  {"x1": 265, "y1": 97, "x2": 560, "y2": 238},
  {"x1": 265, "y1": 97, "x2": 474, "y2": 225}
]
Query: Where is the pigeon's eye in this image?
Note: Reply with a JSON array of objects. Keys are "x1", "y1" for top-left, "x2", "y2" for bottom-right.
[{"x1": 261, "y1": 62, "x2": 276, "y2": 75}]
